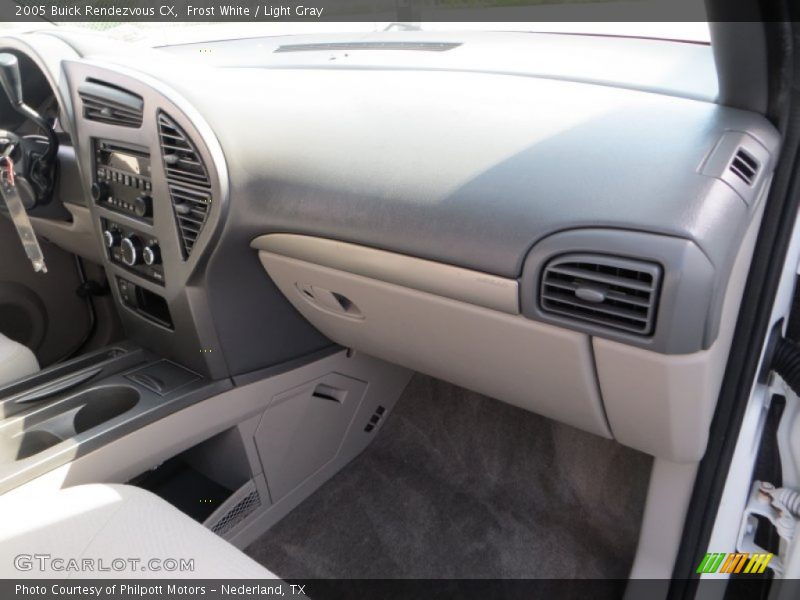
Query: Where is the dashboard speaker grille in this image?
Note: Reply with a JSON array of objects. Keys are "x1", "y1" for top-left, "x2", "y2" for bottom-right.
[
  {"x1": 78, "y1": 80, "x2": 143, "y2": 128},
  {"x1": 157, "y1": 112, "x2": 211, "y2": 258},
  {"x1": 540, "y1": 254, "x2": 661, "y2": 336}
]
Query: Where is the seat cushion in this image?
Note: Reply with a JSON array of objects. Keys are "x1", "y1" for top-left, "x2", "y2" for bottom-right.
[
  {"x1": 0, "y1": 332, "x2": 39, "y2": 387},
  {"x1": 0, "y1": 483, "x2": 276, "y2": 578}
]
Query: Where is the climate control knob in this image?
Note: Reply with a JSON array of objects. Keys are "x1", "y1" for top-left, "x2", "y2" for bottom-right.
[
  {"x1": 103, "y1": 229, "x2": 120, "y2": 249},
  {"x1": 142, "y1": 243, "x2": 161, "y2": 266},
  {"x1": 120, "y1": 235, "x2": 143, "y2": 266}
]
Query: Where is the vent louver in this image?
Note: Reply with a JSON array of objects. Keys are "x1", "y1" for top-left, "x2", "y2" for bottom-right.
[
  {"x1": 78, "y1": 81, "x2": 143, "y2": 127},
  {"x1": 157, "y1": 112, "x2": 211, "y2": 258},
  {"x1": 729, "y1": 148, "x2": 759, "y2": 185},
  {"x1": 540, "y1": 254, "x2": 661, "y2": 336}
]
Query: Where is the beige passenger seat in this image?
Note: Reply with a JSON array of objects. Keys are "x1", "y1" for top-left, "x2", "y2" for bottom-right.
[
  {"x1": 0, "y1": 332, "x2": 39, "y2": 388},
  {"x1": 0, "y1": 483, "x2": 276, "y2": 578}
]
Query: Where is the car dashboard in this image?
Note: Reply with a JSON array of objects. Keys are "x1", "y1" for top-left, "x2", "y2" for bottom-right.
[{"x1": 0, "y1": 29, "x2": 781, "y2": 465}]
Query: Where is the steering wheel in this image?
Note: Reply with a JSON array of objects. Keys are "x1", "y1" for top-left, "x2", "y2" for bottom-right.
[
  {"x1": 0, "y1": 128, "x2": 50, "y2": 210},
  {"x1": 0, "y1": 53, "x2": 58, "y2": 210}
]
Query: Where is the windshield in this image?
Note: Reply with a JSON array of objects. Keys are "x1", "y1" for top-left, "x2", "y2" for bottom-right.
[
  {"x1": 1, "y1": 22, "x2": 711, "y2": 46},
  {"x1": 0, "y1": 1, "x2": 710, "y2": 46}
]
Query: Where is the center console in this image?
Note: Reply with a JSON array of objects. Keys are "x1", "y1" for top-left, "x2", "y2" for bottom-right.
[
  {"x1": 65, "y1": 61, "x2": 230, "y2": 379},
  {"x1": 0, "y1": 343, "x2": 231, "y2": 493}
]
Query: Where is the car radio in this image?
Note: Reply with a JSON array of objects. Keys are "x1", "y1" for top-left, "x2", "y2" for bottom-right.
[{"x1": 92, "y1": 140, "x2": 153, "y2": 220}]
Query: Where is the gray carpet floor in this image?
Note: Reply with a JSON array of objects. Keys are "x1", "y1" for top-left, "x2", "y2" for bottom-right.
[{"x1": 246, "y1": 374, "x2": 652, "y2": 579}]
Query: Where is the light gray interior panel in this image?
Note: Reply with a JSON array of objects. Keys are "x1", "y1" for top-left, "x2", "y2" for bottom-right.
[
  {"x1": 254, "y1": 373, "x2": 368, "y2": 503},
  {"x1": 257, "y1": 248, "x2": 612, "y2": 438}
]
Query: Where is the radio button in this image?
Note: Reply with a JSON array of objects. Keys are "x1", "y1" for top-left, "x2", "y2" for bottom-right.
[
  {"x1": 132, "y1": 194, "x2": 152, "y2": 219},
  {"x1": 90, "y1": 181, "x2": 110, "y2": 203}
]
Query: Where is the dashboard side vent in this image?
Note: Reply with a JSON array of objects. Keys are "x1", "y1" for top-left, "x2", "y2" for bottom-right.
[
  {"x1": 157, "y1": 112, "x2": 211, "y2": 258},
  {"x1": 78, "y1": 80, "x2": 143, "y2": 127},
  {"x1": 729, "y1": 148, "x2": 759, "y2": 185},
  {"x1": 540, "y1": 254, "x2": 661, "y2": 336}
]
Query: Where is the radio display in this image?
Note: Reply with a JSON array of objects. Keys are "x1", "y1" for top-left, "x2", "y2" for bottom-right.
[
  {"x1": 107, "y1": 151, "x2": 149, "y2": 175},
  {"x1": 96, "y1": 140, "x2": 151, "y2": 177}
]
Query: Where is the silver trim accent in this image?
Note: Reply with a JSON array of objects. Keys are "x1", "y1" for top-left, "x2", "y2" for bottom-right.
[
  {"x1": 120, "y1": 236, "x2": 139, "y2": 266},
  {"x1": 142, "y1": 244, "x2": 158, "y2": 266},
  {"x1": 103, "y1": 229, "x2": 117, "y2": 249}
]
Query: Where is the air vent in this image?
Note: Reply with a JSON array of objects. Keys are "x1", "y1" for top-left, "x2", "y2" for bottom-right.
[
  {"x1": 540, "y1": 254, "x2": 661, "y2": 336},
  {"x1": 729, "y1": 148, "x2": 760, "y2": 185},
  {"x1": 78, "y1": 80, "x2": 143, "y2": 127},
  {"x1": 157, "y1": 112, "x2": 211, "y2": 258}
]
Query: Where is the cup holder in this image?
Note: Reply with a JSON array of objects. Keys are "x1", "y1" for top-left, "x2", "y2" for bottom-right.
[
  {"x1": 0, "y1": 430, "x2": 63, "y2": 463},
  {"x1": 73, "y1": 386, "x2": 140, "y2": 434},
  {"x1": 0, "y1": 386, "x2": 141, "y2": 464}
]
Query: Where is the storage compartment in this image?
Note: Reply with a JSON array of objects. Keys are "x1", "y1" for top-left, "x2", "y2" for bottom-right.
[
  {"x1": 134, "y1": 455, "x2": 236, "y2": 522},
  {"x1": 125, "y1": 360, "x2": 199, "y2": 395},
  {"x1": 256, "y1": 242, "x2": 610, "y2": 437},
  {"x1": 130, "y1": 427, "x2": 257, "y2": 526},
  {"x1": 117, "y1": 277, "x2": 173, "y2": 329},
  {"x1": 253, "y1": 373, "x2": 368, "y2": 502}
]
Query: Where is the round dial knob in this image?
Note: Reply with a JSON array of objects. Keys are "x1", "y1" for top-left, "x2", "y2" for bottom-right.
[
  {"x1": 103, "y1": 229, "x2": 120, "y2": 249},
  {"x1": 90, "y1": 181, "x2": 110, "y2": 203},
  {"x1": 120, "y1": 235, "x2": 143, "y2": 266},
  {"x1": 132, "y1": 194, "x2": 152, "y2": 218},
  {"x1": 142, "y1": 243, "x2": 161, "y2": 266}
]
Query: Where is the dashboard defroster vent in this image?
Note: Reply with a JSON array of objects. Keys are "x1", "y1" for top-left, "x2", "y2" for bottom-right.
[
  {"x1": 540, "y1": 254, "x2": 661, "y2": 336},
  {"x1": 729, "y1": 148, "x2": 760, "y2": 185},
  {"x1": 157, "y1": 112, "x2": 211, "y2": 258},
  {"x1": 78, "y1": 81, "x2": 143, "y2": 128}
]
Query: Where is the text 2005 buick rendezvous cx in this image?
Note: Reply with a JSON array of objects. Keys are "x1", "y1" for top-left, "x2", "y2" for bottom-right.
[{"x1": 1, "y1": 5, "x2": 800, "y2": 599}]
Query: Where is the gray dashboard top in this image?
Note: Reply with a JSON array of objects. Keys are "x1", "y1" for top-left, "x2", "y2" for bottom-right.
[
  {"x1": 41, "y1": 29, "x2": 778, "y2": 278},
  {"x1": 146, "y1": 59, "x2": 778, "y2": 279},
  {"x1": 160, "y1": 30, "x2": 719, "y2": 103}
]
